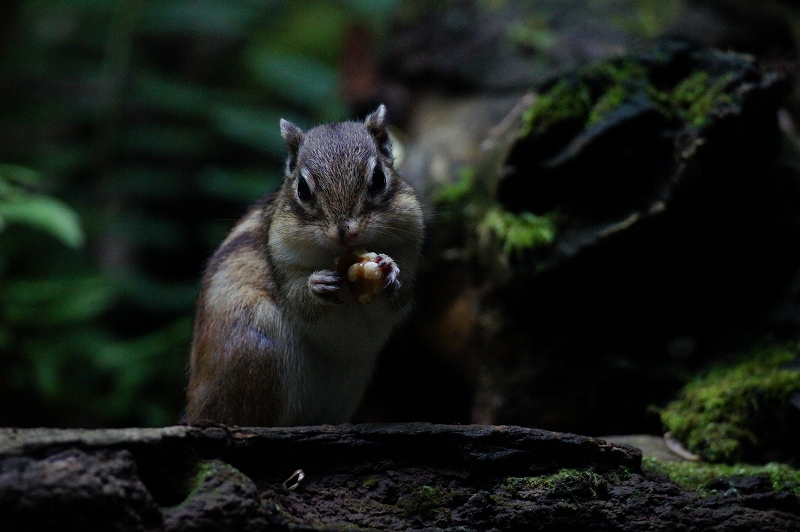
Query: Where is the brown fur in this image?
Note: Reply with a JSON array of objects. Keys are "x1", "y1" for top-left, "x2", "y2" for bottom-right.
[{"x1": 187, "y1": 198, "x2": 287, "y2": 425}]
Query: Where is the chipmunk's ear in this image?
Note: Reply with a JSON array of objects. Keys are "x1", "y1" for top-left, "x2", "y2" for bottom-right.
[
  {"x1": 280, "y1": 119, "x2": 304, "y2": 174},
  {"x1": 364, "y1": 104, "x2": 392, "y2": 160}
]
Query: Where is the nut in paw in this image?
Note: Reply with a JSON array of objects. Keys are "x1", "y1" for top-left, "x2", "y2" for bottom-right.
[{"x1": 335, "y1": 249, "x2": 398, "y2": 304}]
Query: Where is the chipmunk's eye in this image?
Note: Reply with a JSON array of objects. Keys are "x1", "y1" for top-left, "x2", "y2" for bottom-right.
[
  {"x1": 297, "y1": 175, "x2": 313, "y2": 202},
  {"x1": 369, "y1": 165, "x2": 386, "y2": 194}
]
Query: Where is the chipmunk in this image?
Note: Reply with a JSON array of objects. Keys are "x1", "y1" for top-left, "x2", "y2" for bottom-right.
[{"x1": 186, "y1": 105, "x2": 424, "y2": 426}]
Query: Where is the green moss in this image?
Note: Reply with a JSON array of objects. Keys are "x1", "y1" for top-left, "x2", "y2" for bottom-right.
[
  {"x1": 430, "y1": 164, "x2": 559, "y2": 260},
  {"x1": 396, "y1": 485, "x2": 453, "y2": 518},
  {"x1": 438, "y1": 49, "x2": 755, "y2": 266},
  {"x1": 431, "y1": 166, "x2": 476, "y2": 207},
  {"x1": 586, "y1": 84, "x2": 627, "y2": 127},
  {"x1": 583, "y1": 58, "x2": 650, "y2": 127},
  {"x1": 643, "y1": 457, "x2": 800, "y2": 497},
  {"x1": 657, "y1": 70, "x2": 737, "y2": 127},
  {"x1": 361, "y1": 475, "x2": 379, "y2": 488},
  {"x1": 481, "y1": 207, "x2": 557, "y2": 256},
  {"x1": 186, "y1": 460, "x2": 216, "y2": 494},
  {"x1": 520, "y1": 56, "x2": 652, "y2": 134},
  {"x1": 659, "y1": 343, "x2": 800, "y2": 463},
  {"x1": 432, "y1": 174, "x2": 558, "y2": 259},
  {"x1": 172, "y1": 460, "x2": 254, "y2": 510},
  {"x1": 521, "y1": 79, "x2": 592, "y2": 137},
  {"x1": 581, "y1": 61, "x2": 736, "y2": 129},
  {"x1": 522, "y1": 51, "x2": 746, "y2": 138},
  {"x1": 504, "y1": 468, "x2": 605, "y2": 499}
]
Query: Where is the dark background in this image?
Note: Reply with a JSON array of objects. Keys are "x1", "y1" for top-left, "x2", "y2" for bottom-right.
[
  {"x1": 0, "y1": 0, "x2": 401, "y2": 427},
  {"x1": 0, "y1": 0, "x2": 798, "y2": 430}
]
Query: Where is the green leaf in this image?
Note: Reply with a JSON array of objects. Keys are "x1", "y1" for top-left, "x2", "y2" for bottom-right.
[
  {"x1": 126, "y1": 315, "x2": 193, "y2": 360},
  {"x1": 118, "y1": 124, "x2": 212, "y2": 158},
  {"x1": 245, "y1": 50, "x2": 345, "y2": 117},
  {"x1": 0, "y1": 196, "x2": 84, "y2": 248},
  {"x1": 0, "y1": 326, "x2": 11, "y2": 350},
  {"x1": 0, "y1": 164, "x2": 43, "y2": 188},
  {"x1": 109, "y1": 213, "x2": 185, "y2": 250},
  {"x1": 116, "y1": 273, "x2": 198, "y2": 311},
  {"x1": 132, "y1": 74, "x2": 214, "y2": 118},
  {"x1": 30, "y1": 348, "x2": 60, "y2": 398},
  {"x1": 198, "y1": 167, "x2": 281, "y2": 202},
  {"x1": 105, "y1": 167, "x2": 184, "y2": 200},
  {"x1": 211, "y1": 105, "x2": 294, "y2": 156},
  {"x1": 342, "y1": 0, "x2": 399, "y2": 18},
  {"x1": 139, "y1": 0, "x2": 260, "y2": 38},
  {"x1": 36, "y1": 142, "x2": 93, "y2": 178},
  {"x1": 4, "y1": 276, "x2": 113, "y2": 326},
  {"x1": 253, "y1": 3, "x2": 346, "y2": 61}
]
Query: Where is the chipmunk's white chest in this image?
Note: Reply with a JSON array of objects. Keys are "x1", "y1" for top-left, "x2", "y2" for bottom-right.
[
  {"x1": 291, "y1": 293, "x2": 399, "y2": 424},
  {"x1": 267, "y1": 225, "x2": 414, "y2": 424},
  {"x1": 311, "y1": 287, "x2": 398, "y2": 356}
]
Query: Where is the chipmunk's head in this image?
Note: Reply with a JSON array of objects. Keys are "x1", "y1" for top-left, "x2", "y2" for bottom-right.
[{"x1": 277, "y1": 105, "x2": 420, "y2": 261}]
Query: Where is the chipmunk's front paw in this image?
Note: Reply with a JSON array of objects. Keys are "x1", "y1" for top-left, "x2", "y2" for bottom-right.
[
  {"x1": 334, "y1": 250, "x2": 401, "y2": 304},
  {"x1": 374, "y1": 254, "x2": 401, "y2": 297},
  {"x1": 309, "y1": 270, "x2": 344, "y2": 304}
]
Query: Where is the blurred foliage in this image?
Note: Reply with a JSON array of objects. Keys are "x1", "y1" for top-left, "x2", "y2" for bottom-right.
[
  {"x1": 0, "y1": 0, "x2": 399, "y2": 427},
  {"x1": 0, "y1": 164, "x2": 83, "y2": 248}
]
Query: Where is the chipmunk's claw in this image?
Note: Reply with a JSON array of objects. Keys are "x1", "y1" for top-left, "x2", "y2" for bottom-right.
[
  {"x1": 374, "y1": 254, "x2": 400, "y2": 297},
  {"x1": 309, "y1": 270, "x2": 344, "y2": 304}
]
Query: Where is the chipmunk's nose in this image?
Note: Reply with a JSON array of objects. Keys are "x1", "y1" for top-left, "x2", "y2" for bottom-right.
[{"x1": 337, "y1": 221, "x2": 359, "y2": 247}]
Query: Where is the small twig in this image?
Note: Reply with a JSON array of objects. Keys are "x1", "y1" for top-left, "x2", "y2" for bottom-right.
[
  {"x1": 481, "y1": 92, "x2": 537, "y2": 151},
  {"x1": 283, "y1": 469, "x2": 306, "y2": 491}
]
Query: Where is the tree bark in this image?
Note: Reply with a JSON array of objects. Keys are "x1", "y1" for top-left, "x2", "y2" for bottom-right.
[{"x1": 1, "y1": 424, "x2": 798, "y2": 531}]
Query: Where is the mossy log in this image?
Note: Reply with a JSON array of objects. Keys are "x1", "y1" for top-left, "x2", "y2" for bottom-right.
[
  {"x1": 383, "y1": 38, "x2": 800, "y2": 437},
  {"x1": 2, "y1": 424, "x2": 799, "y2": 531}
]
